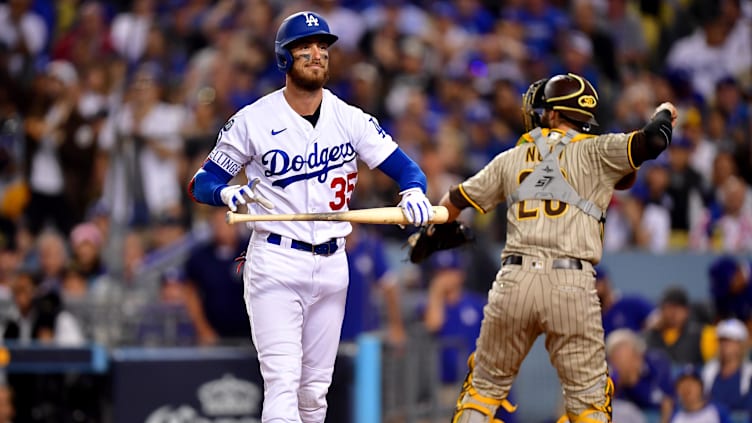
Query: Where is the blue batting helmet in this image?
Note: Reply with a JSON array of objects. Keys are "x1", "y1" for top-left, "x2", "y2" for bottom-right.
[{"x1": 275, "y1": 11, "x2": 338, "y2": 73}]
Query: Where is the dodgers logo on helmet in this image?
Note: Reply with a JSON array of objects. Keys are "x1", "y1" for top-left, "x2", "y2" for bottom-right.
[{"x1": 275, "y1": 11, "x2": 339, "y2": 73}]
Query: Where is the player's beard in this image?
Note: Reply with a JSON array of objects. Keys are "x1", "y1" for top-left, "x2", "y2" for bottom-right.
[{"x1": 289, "y1": 61, "x2": 329, "y2": 91}]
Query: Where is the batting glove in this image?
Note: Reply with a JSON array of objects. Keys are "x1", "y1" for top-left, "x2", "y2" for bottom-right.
[
  {"x1": 398, "y1": 188, "x2": 433, "y2": 227},
  {"x1": 220, "y1": 178, "x2": 275, "y2": 212}
]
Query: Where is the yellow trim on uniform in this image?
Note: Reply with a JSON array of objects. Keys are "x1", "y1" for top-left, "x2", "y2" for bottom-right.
[
  {"x1": 552, "y1": 105, "x2": 595, "y2": 119},
  {"x1": 516, "y1": 129, "x2": 595, "y2": 147},
  {"x1": 458, "y1": 184, "x2": 486, "y2": 214},
  {"x1": 626, "y1": 131, "x2": 640, "y2": 170}
]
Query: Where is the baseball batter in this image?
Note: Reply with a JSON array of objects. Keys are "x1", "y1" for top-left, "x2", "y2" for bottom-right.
[
  {"x1": 437, "y1": 74, "x2": 677, "y2": 423},
  {"x1": 188, "y1": 11, "x2": 433, "y2": 423}
]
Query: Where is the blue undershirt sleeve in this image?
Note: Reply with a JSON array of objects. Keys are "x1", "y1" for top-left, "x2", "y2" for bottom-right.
[
  {"x1": 188, "y1": 160, "x2": 234, "y2": 206},
  {"x1": 376, "y1": 148, "x2": 427, "y2": 192}
]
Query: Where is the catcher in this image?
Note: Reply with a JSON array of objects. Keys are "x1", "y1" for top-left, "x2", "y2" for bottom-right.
[{"x1": 409, "y1": 73, "x2": 677, "y2": 423}]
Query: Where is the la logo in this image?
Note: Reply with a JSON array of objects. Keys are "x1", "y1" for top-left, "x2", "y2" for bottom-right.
[{"x1": 304, "y1": 13, "x2": 319, "y2": 27}]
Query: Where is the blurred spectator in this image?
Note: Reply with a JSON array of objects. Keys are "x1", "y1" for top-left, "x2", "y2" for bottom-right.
[
  {"x1": 340, "y1": 223, "x2": 405, "y2": 346},
  {"x1": 313, "y1": 0, "x2": 367, "y2": 52},
  {"x1": 183, "y1": 208, "x2": 248, "y2": 345},
  {"x1": 420, "y1": 250, "x2": 484, "y2": 385},
  {"x1": 570, "y1": 0, "x2": 618, "y2": 83},
  {"x1": 612, "y1": 398, "x2": 648, "y2": 423},
  {"x1": 0, "y1": 0, "x2": 48, "y2": 78},
  {"x1": 700, "y1": 318, "x2": 752, "y2": 411},
  {"x1": 550, "y1": 30, "x2": 600, "y2": 90},
  {"x1": 136, "y1": 267, "x2": 195, "y2": 346},
  {"x1": 669, "y1": 365, "x2": 733, "y2": 423},
  {"x1": 666, "y1": 0, "x2": 751, "y2": 102},
  {"x1": 501, "y1": 0, "x2": 569, "y2": 59},
  {"x1": 69, "y1": 221, "x2": 105, "y2": 283},
  {"x1": 30, "y1": 230, "x2": 69, "y2": 293},
  {"x1": 3, "y1": 272, "x2": 84, "y2": 345},
  {"x1": 181, "y1": 86, "x2": 223, "y2": 166},
  {"x1": 604, "y1": 0, "x2": 649, "y2": 71},
  {"x1": 623, "y1": 165, "x2": 671, "y2": 252},
  {"x1": 665, "y1": 136, "x2": 707, "y2": 233},
  {"x1": 645, "y1": 286, "x2": 716, "y2": 365},
  {"x1": 51, "y1": 2, "x2": 115, "y2": 70},
  {"x1": 417, "y1": 249, "x2": 515, "y2": 421},
  {"x1": 110, "y1": 0, "x2": 157, "y2": 64},
  {"x1": 24, "y1": 60, "x2": 92, "y2": 236},
  {"x1": 595, "y1": 266, "x2": 655, "y2": 337},
  {"x1": 681, "y1": 107, "x2": 717, "y2": 188},
  {"x1": 606, "y1": 329, "x2": 675, "y2": 422},
  {"x1": 60, "y1": 265, "x2": 88, "y2": 304},
  {"x1": 98, "y1": 63, "x2": 187, "y2": 226},
  {"x1": 708, "y1": 255, "x2": 752, "y2": 323},
  {"x1": 713, "y1": 77, "x2": 752, "y2": 182},
  {"x1": 695, "y1": 175, "x2": 752, "y2": 252},
  {"x1": 0, "y1": 219, "x2": 18, "y2": 302}
]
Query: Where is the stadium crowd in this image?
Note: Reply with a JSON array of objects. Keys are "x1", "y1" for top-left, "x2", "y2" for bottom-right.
[{"x1": 0, "y1": 0, "x2": 750, "y2": 422}]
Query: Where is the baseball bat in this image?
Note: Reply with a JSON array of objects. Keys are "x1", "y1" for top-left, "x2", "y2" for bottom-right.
[{"x1": 226, "y1": 206, "x2": 449, "y2": 225}]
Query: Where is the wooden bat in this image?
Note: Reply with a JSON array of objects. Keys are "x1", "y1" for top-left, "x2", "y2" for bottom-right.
[{"x1": 226, "y1": 206, "x2": 449, "y2": 225}]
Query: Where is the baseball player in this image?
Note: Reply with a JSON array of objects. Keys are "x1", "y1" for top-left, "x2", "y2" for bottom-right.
[
  {"x1": 436, "y1": 73, "x2": 678, "y2": 423},
  {"x1": 188, "y1": 11, "x2": 433, "y2": 423}
]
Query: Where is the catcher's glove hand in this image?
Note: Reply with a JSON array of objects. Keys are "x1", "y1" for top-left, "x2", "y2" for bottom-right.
[{"x1": 406, "y1": 221, "x2": 475, "y2": 264}]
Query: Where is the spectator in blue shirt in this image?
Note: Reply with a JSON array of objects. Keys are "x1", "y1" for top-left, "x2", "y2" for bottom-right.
[
  {"x1": 183, "y1": 208, "x2": 249, "y2": 345},
  {"x1": 418, "y1": 249, "x2": 515, "y2": 422},
  {"x1": 340, "y1": 223, "x2": 405, "y2": 346},
  {"x1": 701, "y1": 318, "x2": 752, "y2": 411},
  {"x1": 607, "y1": 329, "x2": 675, "y2": 421},
  {"x1": 670, "y1": 365, "x2": 733, "y2": 423},
  {"x1": 595, "y1": 265, "x2": 655, "y2": 336},
  {"x1": 709, "y1": 255, "x2": 752, "y2": 322}
]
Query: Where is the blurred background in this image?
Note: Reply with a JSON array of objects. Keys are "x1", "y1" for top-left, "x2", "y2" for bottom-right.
[{"x1": 0, "y1": 0, "x2": 750, "y2": 422}]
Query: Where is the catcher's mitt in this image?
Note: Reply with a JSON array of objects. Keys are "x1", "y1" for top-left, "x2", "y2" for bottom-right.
[{"x1": 406, "y1": 221, "x2": 475, "y2": 264}]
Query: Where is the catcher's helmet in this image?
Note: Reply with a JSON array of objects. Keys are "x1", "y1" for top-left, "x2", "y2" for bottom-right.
[
  {"x1": 275, "y1": 11, "x2": 338, "y2": 73},
  {"x1": 522, "y1": 73, "x2": 599, "y2": 132}
]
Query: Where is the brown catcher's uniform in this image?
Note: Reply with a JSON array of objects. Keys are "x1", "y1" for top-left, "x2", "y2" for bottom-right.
[{"x1": 453, "y1": 127, "x2": 638, "y2": 423}]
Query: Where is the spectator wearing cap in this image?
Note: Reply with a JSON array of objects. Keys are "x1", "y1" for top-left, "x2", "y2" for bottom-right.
[
  {"x1": 701, "y1": 318, "x2": 752, "y2": 411},
  {"x1": 645, "y1": 286, "x2": 717, "y2": 365},
  {"x1": 69, "y1": 222, "x2": 105, "y2": 283},
  {"x1": 595, "y1": 266, "x2": 655, "y2": 337},
  {"x1": 606, "y1": 329, "x2": 675, "y2": 421},
  {"x1": 417, "y1": 249, "x2": 515, "y2": 422},
  {"x1": 708, "y1": 255, "x2": 752, "y2": 323},
  {"x1": 419, "y1": 250, "x2": 485, "y2": 381},
  {"x1": 23, "y1": 59, "x2": 93, "y2": 236},
  {"x1": 665, "y1": 134, "x2": 709, "y2": 234},
  {"x1": 669, "y1": 365, "x2": 733, "y2": 423}
]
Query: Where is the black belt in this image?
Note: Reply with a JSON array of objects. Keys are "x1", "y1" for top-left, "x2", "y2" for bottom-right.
[
  {"x1": 502, "y1": 255, "x2": 583, "y2": 270},
  {"x1": 266, "y1": 233, "x2": 339, "y2": 256}
]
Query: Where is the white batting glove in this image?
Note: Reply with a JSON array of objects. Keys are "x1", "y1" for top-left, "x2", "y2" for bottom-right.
[
  {"x1": 398, "y1": 188, "x2": 433, "y2": 227},
  {"x1": 219, "y1": 178, "x2": 275, "y2": 212}
]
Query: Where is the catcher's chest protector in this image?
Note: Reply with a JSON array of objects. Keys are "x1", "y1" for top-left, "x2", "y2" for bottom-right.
[{"x1": 507, "y1": 128, "x2": 606, "y2": 222}]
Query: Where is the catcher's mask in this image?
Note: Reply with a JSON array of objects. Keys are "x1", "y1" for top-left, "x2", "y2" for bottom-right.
[
  {"x1": 522, "y1": 73, "x2": 599, "y2": 132},
  {"x1": 275, "y1": 11, "x2": 338, "y2": 73}
]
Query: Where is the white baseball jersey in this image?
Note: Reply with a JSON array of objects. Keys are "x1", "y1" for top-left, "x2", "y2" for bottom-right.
[{"x1": 207, "y1": 88, "x2": 398, "y2": 243}]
